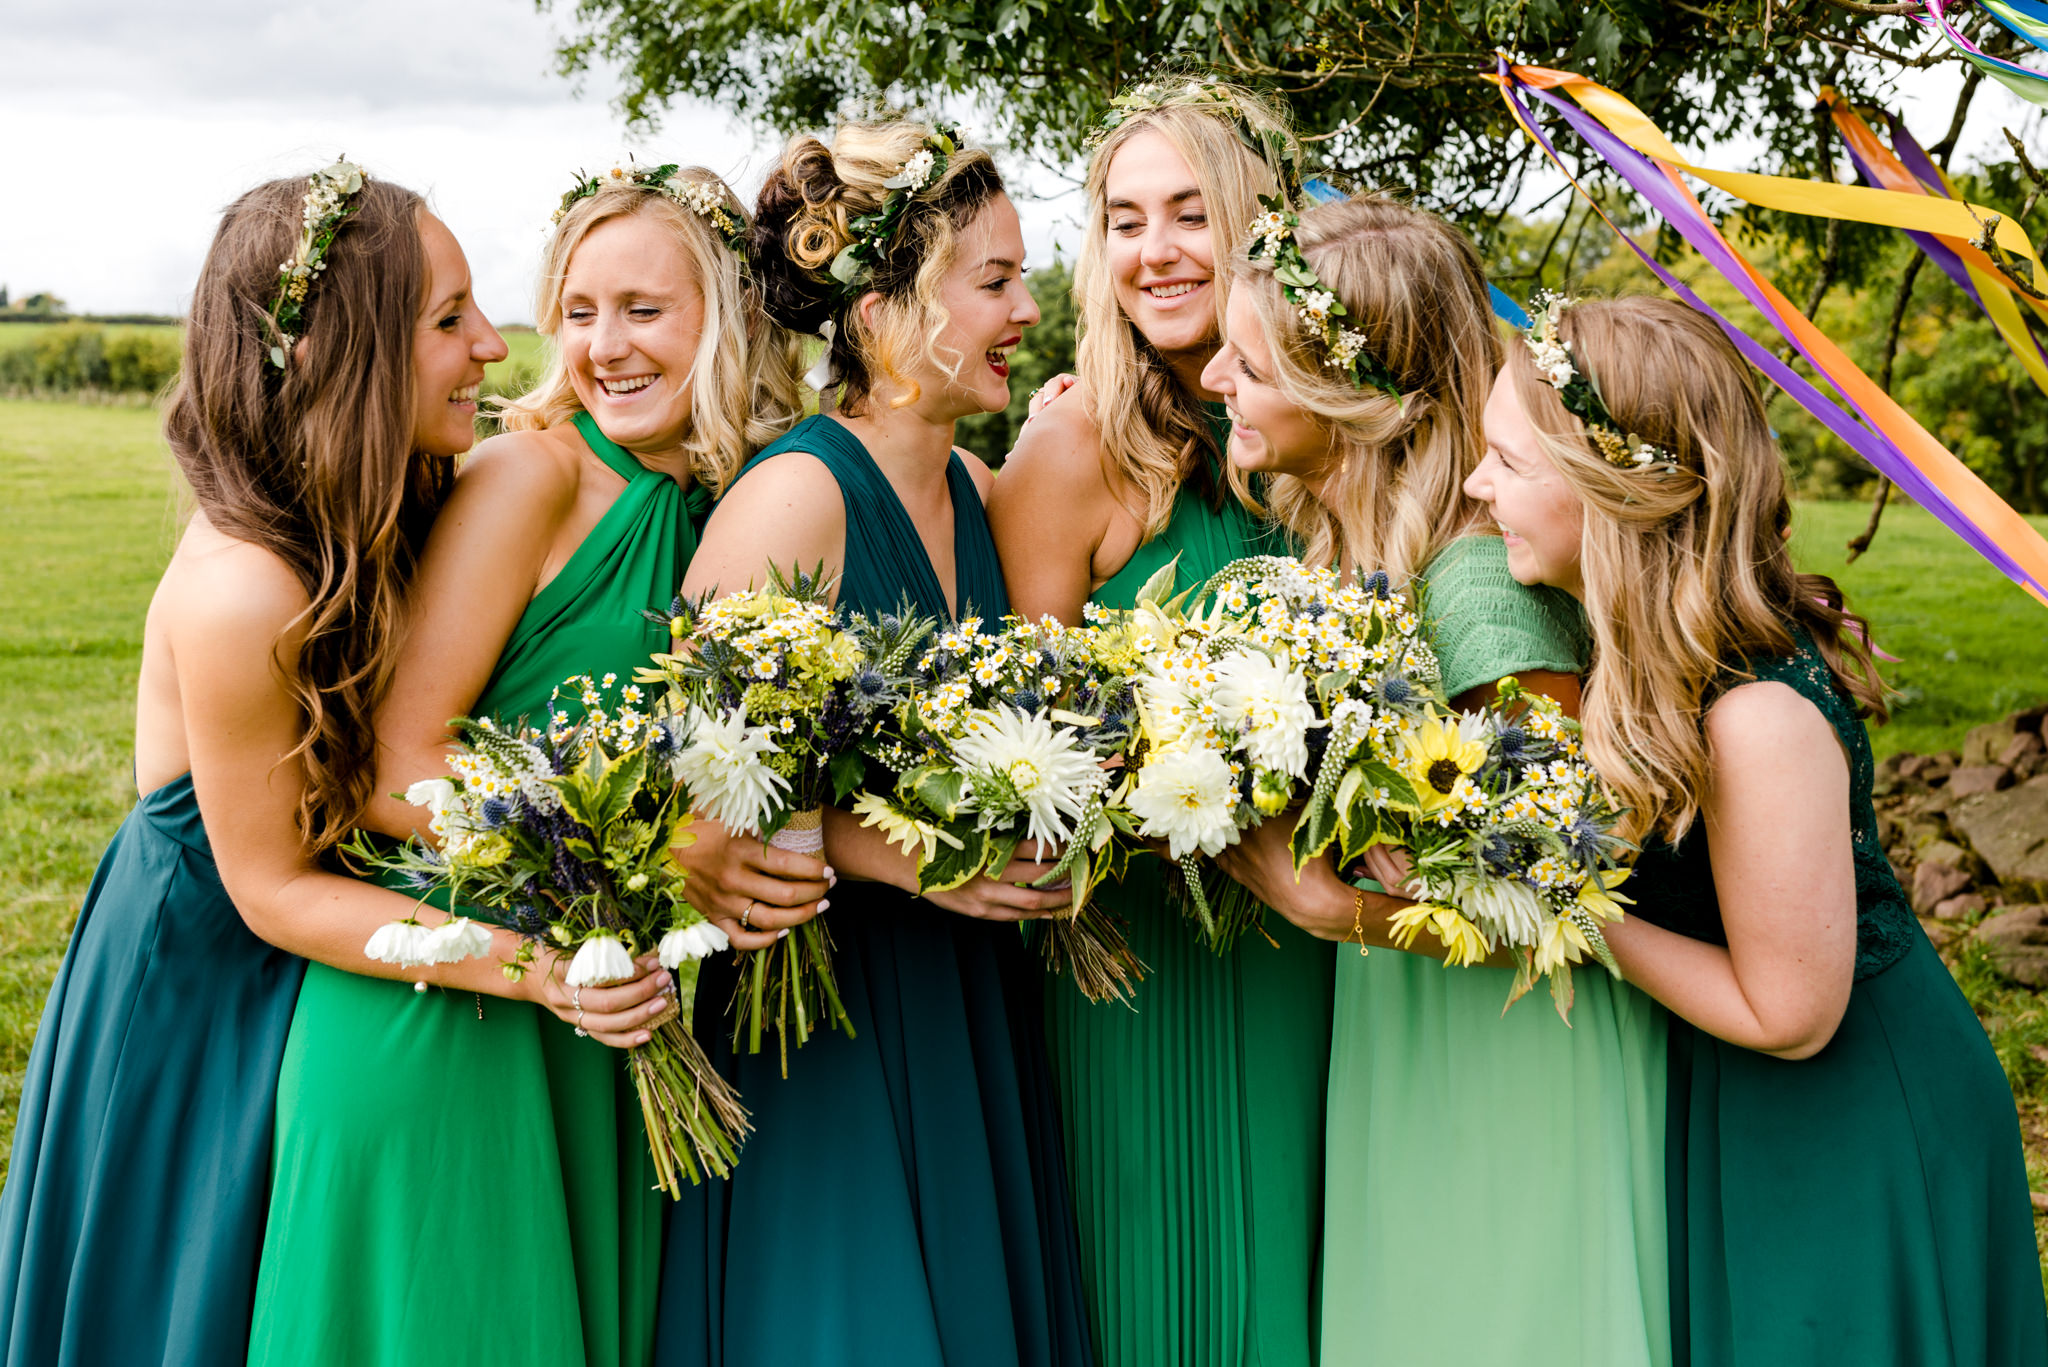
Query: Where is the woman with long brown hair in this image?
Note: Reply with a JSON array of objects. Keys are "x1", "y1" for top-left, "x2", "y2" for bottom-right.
[
  {"x1": 1469, "y1": 293, "x2": 2045, "y2": 1364},
  {"x1": 246, "y1": 166, "x2": 796, "y2": 1367},
  {"x1": 1199, "y1": 197, "x2": 1670, "y2": 1365},
  {"x1": 0, "y1": 164, "x2": 534, "y2": 1366},
  {"x1": 985, "y1": 78, "x2": 1331, "y2": 1367}
]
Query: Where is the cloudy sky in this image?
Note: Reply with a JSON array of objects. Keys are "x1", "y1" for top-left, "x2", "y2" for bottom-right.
[{"x1": 0, "y1": 0, "x2": 2034, "y2": 324}]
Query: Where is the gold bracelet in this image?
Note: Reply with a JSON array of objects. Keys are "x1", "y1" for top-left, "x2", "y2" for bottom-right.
[{"x1": 1350, "y1": 885, "x2": 1370, "y2": 957}]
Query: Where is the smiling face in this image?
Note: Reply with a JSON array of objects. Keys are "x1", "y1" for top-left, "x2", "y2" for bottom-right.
[
  {"x1": 879, "y1": 191, "x2": 1040, "y2": 419},
  {"x1": 1200, "y1": 288, "x2": 1330, "y2": 482},
  {"x1": 410, "y1": 212, "x2": 507, "y2": 457},
  {"x1": 558, "y1": 209, "x2": 708, "y2": 455},
  {"x1": 1466, "y1": 367, "x2": 1587, "y2": 598},
  {"x1": 1103, "y1": 129, "x2": 1219, "y2": 362}
]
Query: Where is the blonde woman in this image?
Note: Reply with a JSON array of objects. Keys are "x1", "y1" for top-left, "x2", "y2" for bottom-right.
[
  {"x1": 985, "y1": 79, "x2": 1327, "y2": 1367},
  {"x1": 654, "y1": 121, "x2": 1091, "y2": 1367},
  {"x1": 1469, "y1": 294, "x2": 2045, "y2": 1365},
  {"x1": 1200, "y1": 198, "x2": 1670, "y2": 1365},
  {"x1": 248, "y1": 166, "x2": 800, "y2": 1367}
]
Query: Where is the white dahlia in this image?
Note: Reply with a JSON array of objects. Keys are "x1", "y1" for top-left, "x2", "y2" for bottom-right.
[
  {"x1": 1126, "y1": 743, "x2": 1240, "y2": 860},
  {"x1": 951, "y1": 707, "x2": 1103, "y2": 848},
  {"x1": 1209, "y1": 650, "x2": 1315, "y2": 779},
  {"x1": 671, "y1": 706, "x2": 790, "y2": 836}
]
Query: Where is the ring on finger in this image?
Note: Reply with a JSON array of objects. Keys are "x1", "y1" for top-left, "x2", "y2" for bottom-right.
[
  {"x1": 573, "y1": 985, "x2": 588, "y2": 1038},
  {"x1": 739, "y1": 899, "x2": 756, "y2": 930}
]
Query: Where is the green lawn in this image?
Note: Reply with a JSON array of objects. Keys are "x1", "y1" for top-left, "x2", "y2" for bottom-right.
[{"x1": 1, "y1": 396, "x2": 2044, "y2": 1182}]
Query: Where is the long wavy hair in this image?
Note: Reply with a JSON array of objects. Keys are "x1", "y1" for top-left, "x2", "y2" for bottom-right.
[
  {"x1": 1505, "y1": 295, "x2": 1887, "y2": 843},
  {"x1": 1074, "y1": 79, "x2": 1295, "y2": 538},
  {"x1": 1228, "y1": 193, "x2": 1500, "y2": 583},
  {"x1": 162, "y1": 172, "x2": 444, "y2": 858},
  {"x1": 495, "y1": 170, "x2": 804, "y2": 495},
  {"x1": 749, "y1": 121, "x2": 1005, "y2": 416}
]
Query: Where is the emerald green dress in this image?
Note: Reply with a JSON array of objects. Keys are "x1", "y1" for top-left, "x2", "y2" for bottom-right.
[
  {"x1": 1042, "y1": 435, "x2": 1336, "y2": 1367},
  {"x1": 1635, "y1": 629, "x2": 2047, "y2": 1366},
  {"x1": 656, "y1": 415, "x2": 1092, "y2": 1367},
  {"x1": 247, "y1": 414, "x2": 706, "y2": 1367},
  {"x1": 1319, "y1": 536, "x2": 1672, "y2": 1366}
]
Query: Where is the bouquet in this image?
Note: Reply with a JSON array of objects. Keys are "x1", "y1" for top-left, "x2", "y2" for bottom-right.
[
  {"x1": 643, "y1": 568, "x2": 922, "y2": 1071},
  {"x1": 355, "y1": 674, "x2": 745, "y2": 1195},
  {"x1": 1118, "y1": 555, "x2": 1441, "y2": 949},
  {"x1": 852, "y1": 612, "x2": 1148, "y2": 1004},
  {"x1": 1365, "y1": 679, "x2": 1634, "y2": 1021}
]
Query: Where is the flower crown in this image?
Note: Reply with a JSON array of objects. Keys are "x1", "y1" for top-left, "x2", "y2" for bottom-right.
[
  {"x1": 1522, "y1": 293, "x2": 1675, "y2": 471},
  {"x1": 553, "y1": 163, "x2": 747, "y2": 251},
  {"x1": 824, "y1": 122, "x2": 966, "y2": 307},
  {"x1": 1087, "y1": 78, "x2": 1302, "y2": 203},
  {"x1": 1243, "y1": 195, "x2": 1404, "y2": 399},
  {"x1": 266, "y1": 158, "x2": 370, "y2": 371}
]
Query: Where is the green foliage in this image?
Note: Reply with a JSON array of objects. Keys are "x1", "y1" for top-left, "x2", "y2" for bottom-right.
[
  {"x1": 0, "y1": 324, "x2": 181, "y2": 397},
  {"x1": 954, "y1": 258, "x2": 1077, "y2": 464}
]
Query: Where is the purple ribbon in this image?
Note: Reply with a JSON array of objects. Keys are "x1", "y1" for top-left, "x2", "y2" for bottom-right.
[{"x1": 1498, "y1": 60, "x2": 2042, "y2": 597}]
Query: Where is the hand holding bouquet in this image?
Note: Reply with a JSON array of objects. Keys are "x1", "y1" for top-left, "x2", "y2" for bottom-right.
[
  {"x1": 853, "y1": 612, "x2": 1147, "y2": 1003},
  {"x1": 644, "y1": 568, "x2": 924, "y2": 1070},
  {"x1": 355, "y1": 674, "x2": 745, "y2": 1194}
]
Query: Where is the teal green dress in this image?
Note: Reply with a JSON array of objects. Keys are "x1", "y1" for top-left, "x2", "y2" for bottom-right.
[
  {"x1": 1320, "y1": 536, "x2": 1672, "y2": 1366},
  {"x1": 248, "y1": 414, "x2": 706, "y2": 1367},
  {"x1": 1042, "y1": 435, "x2": 1336, "y2": 1367},
  {"x1": 655, "y1": 415, "x2": 1092, "y2": 1367},
  {"x1": 0, "y1": 774, "x2": 304, "y2": 1366},
  {"x1": 1635, "y1": 629, "x2": 2047, "y2": 1366}
]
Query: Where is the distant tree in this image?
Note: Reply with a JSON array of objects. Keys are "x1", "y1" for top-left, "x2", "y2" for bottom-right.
[
  {"x1": 954, "y1": 258, "x2": 1078, "y2": 464},
  {"x1": 0, "y1": 284, "x2": 10, "y2": 310},
  {"x1": 18, "y1": 292, "x2": 67, "y2": 318}
]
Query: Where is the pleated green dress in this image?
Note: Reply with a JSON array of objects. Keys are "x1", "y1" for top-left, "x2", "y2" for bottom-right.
[
  {"x1": 1319, "y1": 536, "x2": 1672, "y2": 1367},
  {"x1": 1636, "y1": 630, "x2": 2047, "y2": 1366},
  {"x1": 248, "y1": 414, "x2": 705, "y2": 1367},
  {"x1": 656, "y1": 415, "x2": 1092, "y2": 1367},
  {"x1": 1042, "y1": 436, "x2": 1336, "y2": 1367}
]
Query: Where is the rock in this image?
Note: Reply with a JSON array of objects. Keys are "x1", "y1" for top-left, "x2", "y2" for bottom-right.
[
  {"x1": 1876, "y1": 813, "x2": 1902, "y2": 847},
  {"x1": 2021, "y1": 751, "x2": 2048, "y2": 783},
  {"x1": 1920, "y1": 916, "x2": 1963, "y2": 951},
  {"x1": 1923, "y1": 755, "x2": 1957, "y2": 787},
  {"x1": 1933, "y1": 892, "x2": 1988, "y2": 920},
  {"x1": 1879, "y1": 752, "x2": 1910, "y2": 779},
  {"x1": 1949, "y1": 765, "x2": 2015, "y2": 797},
  {"x1": 1965, "y1": 720, "x2": 2019, "y2": 767},
  {"x1": 1898, "y1": 753, "x2": 1933, "y2": 781},
  {"x1": 1920, "y1": 839, "x2": 1970, "y2": 867},
  {"x1": 1951, "y1": 776, "x2": 2048, "y2": 893},
  {"x1": 1920, "y1": 787, "x2": 1958, "y2": 816},
  {"x1": 1906, "y1": 820, "x2": 1949, "y2": 851},
  {"x1": 1911, "y1": 860, "x2": 1974, "y2": 914},
  {"x1": 1972, "y1": 904, "x2": 2048, "y2": 987},
  {"x1": 2002, "y1": 731, "x2": 2045, "y2": 769}
]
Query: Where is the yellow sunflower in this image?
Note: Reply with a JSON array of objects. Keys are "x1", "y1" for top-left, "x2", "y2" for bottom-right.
[{"x1": 1396, "y1": 712, "x2": 1488, "y2": 813}]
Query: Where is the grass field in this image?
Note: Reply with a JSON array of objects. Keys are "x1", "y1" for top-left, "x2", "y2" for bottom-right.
[{"x1": 2, "y1": 396, "x2": 2045, "y2": 1194}]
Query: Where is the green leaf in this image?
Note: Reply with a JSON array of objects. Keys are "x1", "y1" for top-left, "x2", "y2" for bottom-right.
[
  {"x1": 918, "y1": 824, "x2": 990, "y2": 892},
  {"x1": 829, "y1": 749, "x2": 867, "y2": 803},
  {"x1": 1361, "y1": 759, "x2": 1422, "y2": 813},
  {"x1": 1290, "y1": 797, "x2": 1340, "y2": 869},
  {"x1": 1133, "y1": 553, "x2": 1181, "y2": 608}
]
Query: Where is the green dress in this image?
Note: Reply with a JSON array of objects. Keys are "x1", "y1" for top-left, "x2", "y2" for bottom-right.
[
  {"x1": 1635, "y1": 629, "x2": 2047, "y2": 1366},
  {"x1": 247, "y1": 414, "x2": 706, "y2": 1367},
  {"x1": 1042, "y1": 433, "x2": 1336, "y2": 1367},
  {"x1": 656, "y1": 415, "x2": 1092, "y2": 1367},
  {"x1": 1319, "y1": 536, "x2": 1672, "y2": 1367}
]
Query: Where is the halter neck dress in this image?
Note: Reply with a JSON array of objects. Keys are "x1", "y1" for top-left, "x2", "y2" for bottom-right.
[
  {"x1": 248, "y1": 413, "x2": 709, "y2": 1367},
  {"x1": 1634, "y1": 628, "x2": 2046, "y2": 1366},
  {"x1": 0, "y1": 772, "x2": 305, "y2": 1367},
  {"x1": 1040, "y1": 420, "x2": 1339, "y2": 1367},
  {"x1": 656, "y1": 414, "x2": 1093, "y2": 1367}
]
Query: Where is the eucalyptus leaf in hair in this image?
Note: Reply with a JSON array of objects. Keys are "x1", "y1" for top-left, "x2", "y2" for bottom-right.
[{"x1": 825, "y1": 123, "x2": 964, "y2": 306}]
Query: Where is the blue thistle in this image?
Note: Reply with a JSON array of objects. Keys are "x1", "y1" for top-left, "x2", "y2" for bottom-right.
[
  {"x1": 1378, "y1": 675, "x2": 1413, "y2": 705},
  {"x1": 1364, "y1": 570, "x2": 1391, "y2": 599}
]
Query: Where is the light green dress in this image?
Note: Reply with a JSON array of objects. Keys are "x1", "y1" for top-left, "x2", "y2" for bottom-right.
[
  {"x1": 247, "y1": 414, "x2": 703, "y2": 1367},
  {"x1": 1044, "y1": 437, "x2": 1336, "y2": 1367},
  {"x1": 1319, "y1": 536, "x2": 1670, "y2": 1366}
]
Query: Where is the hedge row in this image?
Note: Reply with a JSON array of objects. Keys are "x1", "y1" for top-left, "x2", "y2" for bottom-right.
[{"x1": 0, "y1": 326, "x2": 183, "y2": 396}]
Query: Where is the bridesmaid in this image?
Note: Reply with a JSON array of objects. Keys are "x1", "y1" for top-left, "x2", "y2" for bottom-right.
[
  {"x1": 984, "y1": 79, "x2": 1326, "y2": 1367},
  {"x1": 656, "y1": 120, "x2": 1092, "y2": 1367},
  {"x1": 1201, "y1": 198, "x2": 1671, "y2": 1365},
  {"x1": 0, "y1": 166, "x2": 507, "y2": 1364},
  {"x1": 247, "y1": 166, "x2": 800, "y2": 1367},
  {"x1": 1468, "y1": 293, "x2": 2046, "y2": 1365}
]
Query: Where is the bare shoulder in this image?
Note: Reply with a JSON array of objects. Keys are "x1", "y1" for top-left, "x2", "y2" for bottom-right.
[
  {"x1": 158, "y1": 515, "x2": 309, "y2": 646},
  {"x1": 706, "y1": 448, "x2": 842, "y2": 523},
  {"x1": 953, "y1": 446, "x2": 996, "y2": 501},
  {"x1": 1705, "y1": 680, "x2": 1839, "y2": 769},
  {"x1": 999, "y1": 386, "x2": 1113, "y2": 496},
  {"x1": 451, "y1": 424, "x2": 583, "y2": 511}
]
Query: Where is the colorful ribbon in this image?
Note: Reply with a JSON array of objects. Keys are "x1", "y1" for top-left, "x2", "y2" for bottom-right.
[
  {"x1": 1918, "y1": 0, "x2": 2048, "y2": 104},
  {"x1": 1302, "y1": 174, "x2": 1532, "y2": 327},
  {"x1": 1491, "y1": 59, "x2": 2048, "y2": 607},
  {"x1": 1820, "y1": 88, "x2": 2048, "y2": 399}
]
